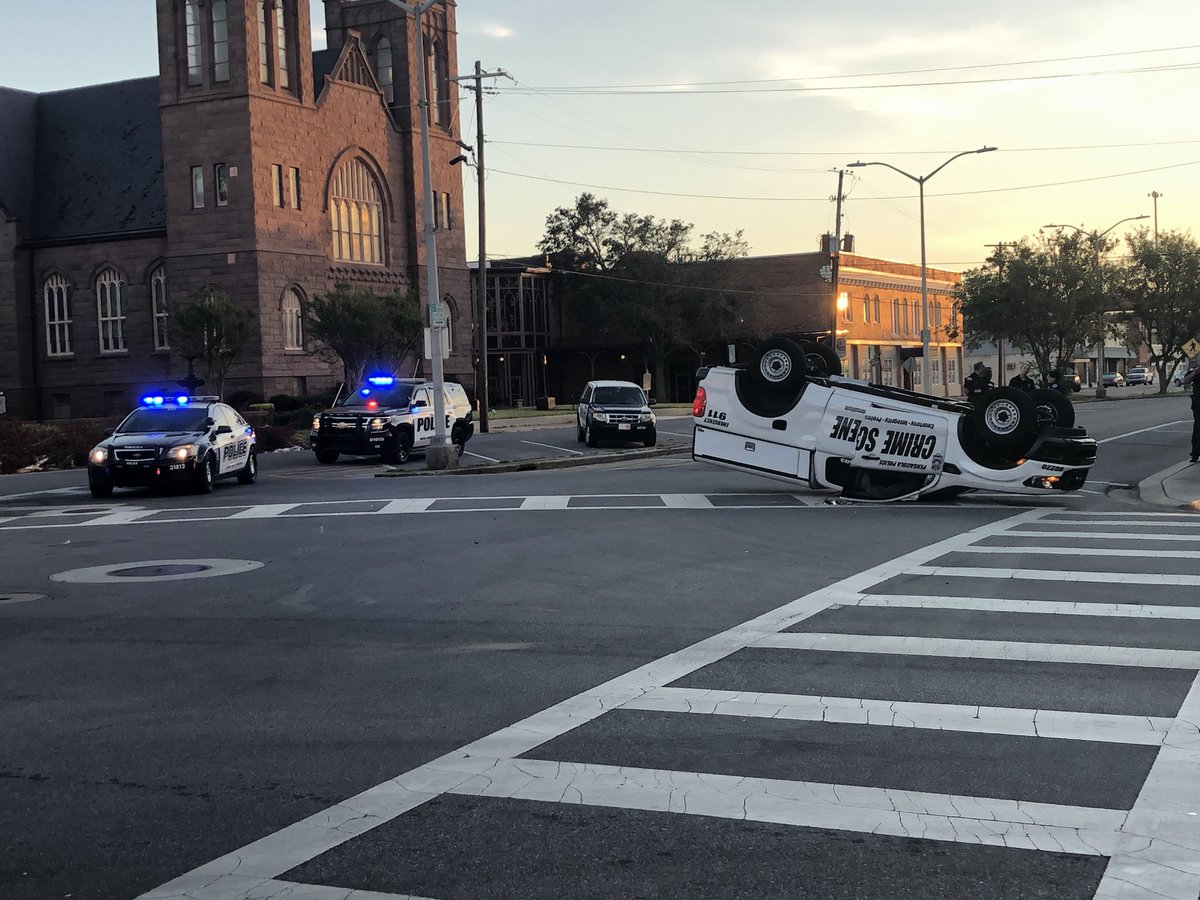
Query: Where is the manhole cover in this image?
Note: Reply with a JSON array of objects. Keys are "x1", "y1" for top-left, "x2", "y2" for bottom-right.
[
  {"x1": 51, "y1": 559, "x2": 264, "y2": 584},
  {"x1": 111, "y1": 564, "x2": 211, "y2": 578}
]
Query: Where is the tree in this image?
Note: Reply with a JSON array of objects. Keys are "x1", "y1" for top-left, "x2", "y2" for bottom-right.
[
  {"x1": 538, "y1": 194, "x2": 760, "y2": 392},
  {"x1": 171, "y1": 287, "x2": 254, "y2": 398},
  {"x1": 954, "y1": 230, "x2": 1104, "y2": 383},
  {"x1": 1113, "y1": 228, "x2": 1200, "y2": 393},
  {"x1": 303, "y1": 283, "x2": 424, "y2": 387}
]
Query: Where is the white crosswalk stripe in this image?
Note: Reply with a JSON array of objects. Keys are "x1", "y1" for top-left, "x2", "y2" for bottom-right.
[{"x1": 138, "y1": 507, "x2": 1200, "y2": 900}]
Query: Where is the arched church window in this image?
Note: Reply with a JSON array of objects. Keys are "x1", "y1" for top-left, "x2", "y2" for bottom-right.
[
  {"x1": 329, "y1": 159, "x2": 385, "y2": 265},
  {"x1": 376, "y1": 37, "x2": 394, "y2": 104},
  {"x1": 275, "y1": 0, "x2": 291, "y2": 91},
  {"x1": 44, "y1": 274, "x2": 73, "y2": 357},
  {"x1": 257, "y1": 2, "x2": 272, "y2": 84},
  {"x1": 96, "y1": 268, "x2": 128, "y2": 354},
  {"x1": 151, "y1": 267, "x2": 169, "y2": 350},
  {"x1": 282, "y1": 289, "x2": 304, "y2": 349}
]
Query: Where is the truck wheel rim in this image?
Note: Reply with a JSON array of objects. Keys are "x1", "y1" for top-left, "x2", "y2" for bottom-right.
[
  {"x1": 761, "y1": 349, "x2": 792, "y2": 382},
  {"x1": 985, "y1": 399, "x2": 1020, "y2": 435}
]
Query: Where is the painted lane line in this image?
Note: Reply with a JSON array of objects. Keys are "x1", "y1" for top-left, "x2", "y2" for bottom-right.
[
  {"x1": 447, "y1": 757, "x2": 1128, "y2": 857},
  {"x1": 1035, "y1": 512, "x2": 1200, "y2": 521},
  {"x1": 519, "y1": 495, "x2": 571, "y2": 510},
  {"x1": 1095, "y1": 669, "x2": 1200, "y2": 899},
  {"x1": 656, "y1": 430, "x2": 693, "y2": 437},
  {"x1": 624, "y1": 686, "x2": 1170, "y2": 745},
  {"x1": 757, "y1": 633, "x2": 1200, "y2": 669},
  {"x1": 954, "y1": 544, "x2": 1200, "y2": 559},
  {"x1": 462, "y1": 449, "x2": 501, "y2": 462},
  {"x1": 379, "y1": 498, "x2": 437, "y2": 514},
  {"x1": 995, "y1": 530, "x2": 1200, "y2": 541},
  {"x1": 660, "y1": 493, "x2": 715, "y2": 509},
  {"x1": 1097, "y1": 419, "x2": 1191, "y2": 444},
  {"x1": 228, "y1": 503, "x2": 302, "y2": 519},
  {"x1": 905, "y1": 565, "x2": 1200, "y2": 587},
  {"x1": 248, "y1": 883, "x2": 431, "y2": 900},
  {"x1": 856, "y1": 594, "x2": 1200, "y2": 620},
  {"x1": 137, "y1": 507, "x2": 1044, "y2": 899},
  {"x1": 519, "y1": 440, "x2": 583, "y2": 456}
]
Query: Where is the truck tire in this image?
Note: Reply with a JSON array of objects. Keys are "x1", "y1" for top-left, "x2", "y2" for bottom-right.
[
  {"x1": 1029, "y1": 388, "x2": 1075, "y2": 428},
  {"x1": 382, "y1": 431, "x2": 413, "y2": 464},
  {"x1": 800, "y1": 341, "x2": 842, "y2": 378},
  {"x1": 974, "y1": 387, "x2": 1036, "y2": 454},
  {"x1": 751, "y1": 337, "x2": 807, "y2": 398},
  {"x1": 314, "y1": 449, "x2": 339, "y2": 464},
  {"x1": 451, "y1": 426, "x2": 466, "y2": 457}
]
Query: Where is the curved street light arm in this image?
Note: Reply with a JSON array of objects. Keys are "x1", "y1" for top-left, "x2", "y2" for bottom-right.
[
  {"x1": 846, "y1": 159, "x2": 919, "y2": 184},
  {"x1": 923, "y1": 146, "x2": 997, "y2": 182}
]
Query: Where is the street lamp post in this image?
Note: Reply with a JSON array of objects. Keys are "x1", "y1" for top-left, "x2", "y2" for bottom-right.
[
  {"x1": 848, "y1": 147, "x2": 996, "y2": 395},
  {"x1": 1043, "y1": 216, "x2": 1149, "y2": 399},
  {"x1": 384, "y1": 0, "x2": 456, "y2": 468}
]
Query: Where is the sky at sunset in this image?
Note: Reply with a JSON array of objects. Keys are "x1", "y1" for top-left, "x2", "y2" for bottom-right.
[{"x1": 3, "y1": 1, "x2": 1199, "y2": 272}]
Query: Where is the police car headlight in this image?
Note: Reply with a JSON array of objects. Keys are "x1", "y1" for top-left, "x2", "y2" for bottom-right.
[
  {"x1": 640, "y1": 412, "x2": 655, "y2": 423},
  {"x1": 369, "y1": 417, "x2": 387, "y2": 431},
  {"x1": 168, "y1": 443, "x2": 198, "y2": 461},
  {"x1": 311, "y1": 416, "x2": 321, "y2": 431},
  {"x1": 89, "y1": 446, "x2": 108, "y2": 465},
  {"x1": 593, "y1": 413, "x2": 609, "y2": 423}
]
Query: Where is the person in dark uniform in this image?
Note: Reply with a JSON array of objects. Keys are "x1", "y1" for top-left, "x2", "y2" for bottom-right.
[
  {"x1": 1184, "y1": 366, "x2": 1200, "y2": 463},
  {"x1": 963, "y1": 362, "x2": 994, "y2": 402},
  {"x1": 1009, "y1": 362, "x2": 1037, "y2": 392}
]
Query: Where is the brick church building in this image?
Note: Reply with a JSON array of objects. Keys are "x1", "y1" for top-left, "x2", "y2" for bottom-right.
[{"x1": 0, "y1": 0, "x2": 472, "y2": 420}]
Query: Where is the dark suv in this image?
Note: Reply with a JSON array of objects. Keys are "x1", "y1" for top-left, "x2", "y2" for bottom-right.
[{"x1": 576, "y1": 380, "x2": 657, "y2": 447}]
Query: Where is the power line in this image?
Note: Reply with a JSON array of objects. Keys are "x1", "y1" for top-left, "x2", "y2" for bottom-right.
[
  {"x1": 501, "y1": 44, "x2": 1200, "y2": 91},
  {"x1": 485, "y1": 159, "x2": 1200, "y2": 203}
]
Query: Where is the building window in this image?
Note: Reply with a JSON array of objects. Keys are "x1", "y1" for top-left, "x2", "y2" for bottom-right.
[
  {"x1": 152, "y1": 267, "x2": 169, "y2": 350},
  {"x1": 257, "y1": 1, "x2": 272, "y2": 84},
  {"x1": 912, "y1": 300, "x2": 920, "y2": 334},
  {"x1": 427, "y1": 38, "x2": 446, "y2": 126},
  {"x1": 282, "y1": 288, "x2": 303, "y2": 349},
  {"x1": 96, "y1": 268, "x2": 127, "y2": 353},
  {"x1": 185, "y1": 0, "x2": 203, "y2": 86},
  {"x1": 50, "y1": 393, "x2": 72, "y2": 419},
  {"x1": 861, "y1": 294, "x2": 870, "y2": 324},
  {"x1": 272, "y1": 164, "x2": 284, "y2": 207},
  {"x1": 891, "y1": 298, "x2": 899, "y2": 335},
  {"x1": 873, "y1": 295, "x2": 881, "y2": 324},
  {"x1": 211, "y1": 0, "x2": 229, "y2": 82},
  {"x1": 192, "y1": 166, "x2": 205, "y2": 208},
  {"x1": 947, "y1": 356, "x2": 958, "y2": 388},
  {"x1": 376, "y1": 37, "x2": 393, "y2": 103},
  {"x1": 441, "y1": 192, "x2": 452, "y2": 230},
  {"x1": 902, "y1": 300, "x2": 910, "y2": 335},
  {"x1": 289, "y1": 166, "x2": 301, "y2": 209},
  {"x1": 932, "y1": 357, "x2": 942, "y2": 386},
  {"x1": 275, "y1": 0, "x2": 291, "y2": 90},
  {"x1": 215, "y1": 163, "x2": 229, "y2": 206},
  {"x1": 292, "y1": 375, "x2": 307, "y2": 396},
  {"x1": 44, "y1": 274, "x2": 73, "y2": 356},
  {"x1": 329, "y1": 158, "x2": 385, "y2": 265}
]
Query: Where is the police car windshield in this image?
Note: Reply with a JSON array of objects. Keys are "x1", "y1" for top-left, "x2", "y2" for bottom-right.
[
  {"x1": 340, "y1": 384, "x2": 417, "y2": 408},
  {"x1": 593, "y1": 386, "x2": 645, "y2": 406},
  {"x1": 118, "y1": 407, "x2": 211, "y2": 433}
]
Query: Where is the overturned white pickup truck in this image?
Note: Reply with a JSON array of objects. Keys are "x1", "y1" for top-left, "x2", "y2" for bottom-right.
[{"x1": 692, "y1": 338, "x2": 1097, "y2": 502}]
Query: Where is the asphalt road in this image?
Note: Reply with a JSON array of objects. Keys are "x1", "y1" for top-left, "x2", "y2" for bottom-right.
[{"x1": 1, "y1": 395, "x2": 1198, "y2": 900}]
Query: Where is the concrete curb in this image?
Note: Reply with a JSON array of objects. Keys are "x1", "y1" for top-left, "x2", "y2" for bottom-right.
[
  {"x1": 1137, "y1": 460, "x2": 1200, "y2": 511},
  {"x1": 374, "y1": 444, "x2": 689, "y2": 477}
]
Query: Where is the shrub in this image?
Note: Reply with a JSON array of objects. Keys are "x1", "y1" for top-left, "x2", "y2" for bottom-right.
[
  {"x1": 268, "y1": 393, "x2": 307, "y2": 412},
  {"x1": 0, "y1": 420, "x2": 110, "y2": 474},
  {"x1": 226, "y1": 390, "x2": 263, "y2": 411},
  {"x1": 254, "y1": 424, "x2": 298, "y2": 452}
]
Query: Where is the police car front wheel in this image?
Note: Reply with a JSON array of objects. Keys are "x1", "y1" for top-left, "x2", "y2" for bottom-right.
[
  {"x1": 195, "y1": 454, "x2": 216, "y2": 494},
  {"x1": 89, "y1": 482, "x2": 113, "y2": 499},
  {"x1": 237, "y1": 449, "x2": 258, "y2": 485},
  {"x1": 382, "y1": 431, "x2": 413, "y2": 464}
]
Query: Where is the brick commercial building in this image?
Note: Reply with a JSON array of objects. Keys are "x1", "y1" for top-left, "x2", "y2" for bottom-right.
[{"x1": 0, "y1": 0, "x2": 471, "y2": 420}]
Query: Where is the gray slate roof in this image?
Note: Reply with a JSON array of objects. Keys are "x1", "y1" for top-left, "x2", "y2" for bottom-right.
[
  {"x1": 0, "y1": 87, "x2": 38, "y2": 226},
  {"x1": 32, "y1": 77, "x2": 165, "y2": 243}
]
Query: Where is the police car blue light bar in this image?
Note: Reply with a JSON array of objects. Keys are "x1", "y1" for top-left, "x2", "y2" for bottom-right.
[
  {"x1": 177, "y1": 395, "x2": 189, "y2": 405},
  {"x1": 141, "y1": 395, "x2": 166, "y2": 406},
  {"x1": 367, "y1": 375, "x2": 395, "y2": 386}
]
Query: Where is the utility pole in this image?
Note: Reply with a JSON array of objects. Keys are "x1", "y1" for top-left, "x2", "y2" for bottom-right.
[
  {"x1": 1148, "y1": 191, "x2": 1163, "y2": 248},
  {"x1": 830, "y1": 169, "x2": 847, "y2": 363},
  {"x1": 984, "y1": 242, "x2": 1006, "y2": 380},
  {"x1": 451, "y1": 62, "x2": 510, "y2": 434},
  {"x1": 384, "y1": 0, "x2": 455, "y2": 469}
]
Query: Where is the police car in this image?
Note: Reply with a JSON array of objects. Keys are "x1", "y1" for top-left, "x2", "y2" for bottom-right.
[
  {"x1": 692, "y1": 337, "x2": 1097, "y2": 502},
  {"x1": 309, "y1": 375, "x2": 474, "y2": 465},
  {"x1": 87, "y1": 395, "x2": 257, "y2": 499}
]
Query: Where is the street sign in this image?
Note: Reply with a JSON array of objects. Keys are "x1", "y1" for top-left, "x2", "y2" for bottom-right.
[
  {"x1": 1183, "y1": 337, "x2": 1200, "y2": 358},
  {"x1": 429, "y1": 301, "x2": 447, "y2": 328}
]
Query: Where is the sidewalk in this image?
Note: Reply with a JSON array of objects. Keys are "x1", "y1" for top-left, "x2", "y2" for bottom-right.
[{"x1": 1139, "y1": 460, "x2": 1200, "y2": 510}]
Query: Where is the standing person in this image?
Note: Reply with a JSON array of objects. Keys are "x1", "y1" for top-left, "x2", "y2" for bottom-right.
[
  {"x1": 963, "y1": 361, "x2": 993, "y2": 401},
  {"x1": 1009, "y1": 362, "x2": 1037, "y2": 392},
  {"x1": 1184, "y1": 366, "x2": 1200, "y2": 463}
]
